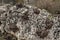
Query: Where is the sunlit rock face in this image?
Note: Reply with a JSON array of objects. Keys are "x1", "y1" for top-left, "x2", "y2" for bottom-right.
[{"x1": 0, "y1": 4, "x2": 60, "y2": 40}]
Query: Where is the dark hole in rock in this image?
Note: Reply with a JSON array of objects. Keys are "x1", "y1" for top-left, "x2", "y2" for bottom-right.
[
  {"x1": 58, "y1": 16, "x2": 60, "y2": 22},
  {"x1": 33, "y1": 8, "x2": 40, "y2": 14},
  {"x1": 10, "y1": 27, "x2": 19, "y2": 33},
  {"x1": 6, "y1": 6, "x2": 10, "y2": 10},
  {"x1": 58, "y1": 25, "x2": 60, "y2": 27},
  {"x1": 0, "y1": 11, "x2": 5, "y2": 14},
  {"x1": 9, "y1": 10, "x2": 12, "y2": 13},
  {"x1": 5, "y1": 36, "x2": 12, "y2": 40},
  {"x1": 9, "y1": 23, "x2": 19, "y2": 33},
  {"x1": 2, "y1": 11, "x2": 6, "y2": 13},
  {"x1": 22, "y1": 15, "x2": 29, "y2": 21},
  {"x1": 56, "y1": 11, "x2": 60, "y2": 14},
  {"x1": 45, "y1": 18, "x2": 53, "y2": 29},
  {"x1": 4, "y1": 33, "x2": 17, "y2": 40},
  {"x1": 0, "y1": 21, "x2": 2, "y2": 25},
  {"x1": 53, "y1": 29, "x2": 60, "y2": 40},
  {"x1": 36, "y1": 30, "x2": 49, "y2": 38},
  {"x1": 2, "y1": 29, "x2": 7, "y2": 35},
  {"x1": 5, "y1": 14, "x2": 7, "y2": 16},
  {"x1": 22, "y1": 11, "x2": 29, "y2": 21},
  {"x1": 16, "y1": 3, "x2": 23, "y2": 9}
]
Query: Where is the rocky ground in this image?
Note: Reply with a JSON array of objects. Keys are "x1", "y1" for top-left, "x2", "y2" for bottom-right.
[{"x1": 0, "y1": 4, "x2": 60, "y2": 40}]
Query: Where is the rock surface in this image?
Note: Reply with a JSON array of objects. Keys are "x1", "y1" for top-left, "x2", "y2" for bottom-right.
[{"x1": 0, "y1": 4, "x2": 60, "y2": 40}]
